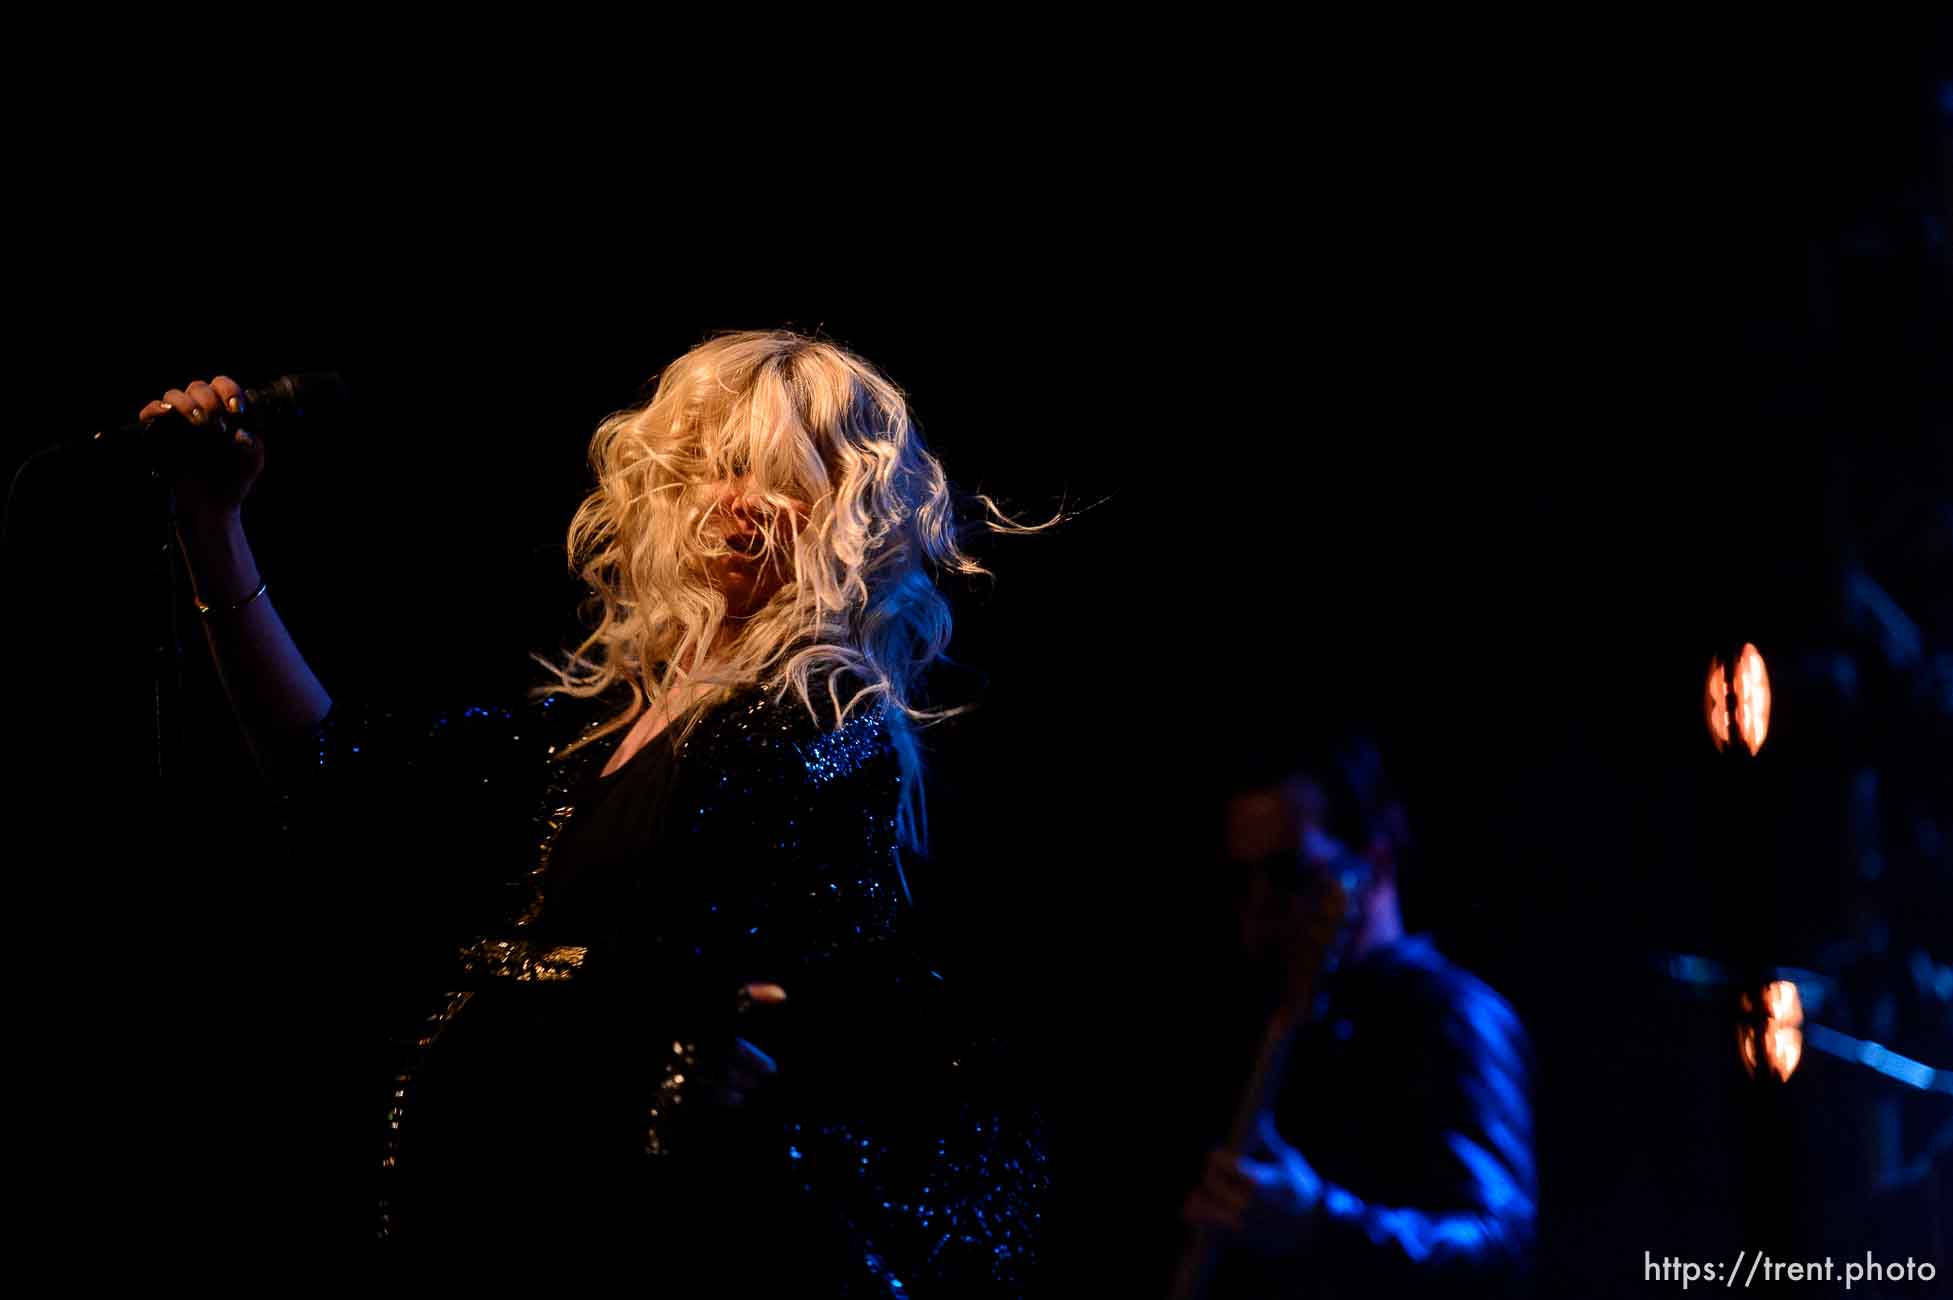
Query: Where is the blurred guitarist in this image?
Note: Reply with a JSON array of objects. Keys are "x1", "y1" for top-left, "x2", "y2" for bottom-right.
[{"x1": 1177, "y1": 738, "x2": 1537, "y2": 1298}]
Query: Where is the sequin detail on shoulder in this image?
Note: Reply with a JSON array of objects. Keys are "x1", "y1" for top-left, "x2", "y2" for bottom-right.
[{"x1": 795, "y1": 707, "x2": 891, "y2": 786}]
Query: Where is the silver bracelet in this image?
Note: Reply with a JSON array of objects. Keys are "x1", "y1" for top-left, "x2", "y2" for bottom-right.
[{"x1": 194, "y1": 578, "x2": 268, "y2": 618}]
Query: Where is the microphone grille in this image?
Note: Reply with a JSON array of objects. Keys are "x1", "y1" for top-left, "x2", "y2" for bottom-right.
[{"x1": 251, "y1": 372, "x2": 352, "y2": 427}]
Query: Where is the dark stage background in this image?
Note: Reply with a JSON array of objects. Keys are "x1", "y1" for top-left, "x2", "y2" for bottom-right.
[{"x1": 8, "y1": 28, "x2": 1950, "y2": 1293}]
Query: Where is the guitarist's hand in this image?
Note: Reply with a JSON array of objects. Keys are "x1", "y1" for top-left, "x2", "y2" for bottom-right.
[{"x1": 1180, "y1": 1111, "x2": 1323, "y2": 1256}]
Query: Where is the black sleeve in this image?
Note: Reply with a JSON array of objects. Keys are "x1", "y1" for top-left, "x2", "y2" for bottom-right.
[
  {"x1": 258, "y1": 693, "x2": 577, "y2": 958},
  {"x1": 1304, "y1": 975, "x2": 1538, "y2": 1291}
]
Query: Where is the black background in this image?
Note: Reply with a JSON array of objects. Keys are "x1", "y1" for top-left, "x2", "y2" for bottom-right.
[{"x1": 8, "y1": 21, "x2": 1950, "y2": 1291}]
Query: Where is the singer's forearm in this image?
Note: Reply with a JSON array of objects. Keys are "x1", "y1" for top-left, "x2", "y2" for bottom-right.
[{"x1": 174, "y1": 510, "x2": 332, "y2": 753}]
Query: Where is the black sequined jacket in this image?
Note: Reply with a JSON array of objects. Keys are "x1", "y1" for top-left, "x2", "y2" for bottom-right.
[{"x1": 269, "y1": 682, "x2": 1046, "y2": 1292}]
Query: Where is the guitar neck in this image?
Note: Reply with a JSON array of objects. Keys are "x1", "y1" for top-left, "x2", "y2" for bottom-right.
[{"x1": 1168, "y1": 881, "x2": 1350, "y2": 1300}]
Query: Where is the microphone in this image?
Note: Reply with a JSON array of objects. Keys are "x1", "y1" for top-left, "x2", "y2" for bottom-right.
[
  {"x1": 4, "y1": 372, "x2": 351, "y2": 558},
  {"x1": 64, "y1": 371, "x2": 352, "y2": 466}
]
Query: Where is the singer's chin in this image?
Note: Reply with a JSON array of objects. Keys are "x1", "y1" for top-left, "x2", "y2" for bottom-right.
[
  {"x1": 721, "y1": 548, "x2": 799, "y2": 614},
  {"x1": 707, "y1": 564, "x2": 762, "y2": 619}
]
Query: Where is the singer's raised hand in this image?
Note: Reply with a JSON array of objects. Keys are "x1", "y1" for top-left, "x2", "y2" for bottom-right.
[{"x1": 141, "y1": 374, "x2": 264, "y2": 520}]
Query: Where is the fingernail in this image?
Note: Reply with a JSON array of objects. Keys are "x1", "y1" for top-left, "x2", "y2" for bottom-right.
[
  {"x1": 187, "y1": 408, "x2": 203, "y2": 424},
  {"x1": 226, "y1": 396, "x2": 240, "y2": 414}
]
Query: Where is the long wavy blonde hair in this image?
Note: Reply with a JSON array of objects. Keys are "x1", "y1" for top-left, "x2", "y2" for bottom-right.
[{"x1": 531, "y1": 328, "x2": 1001, "y2": 854}]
